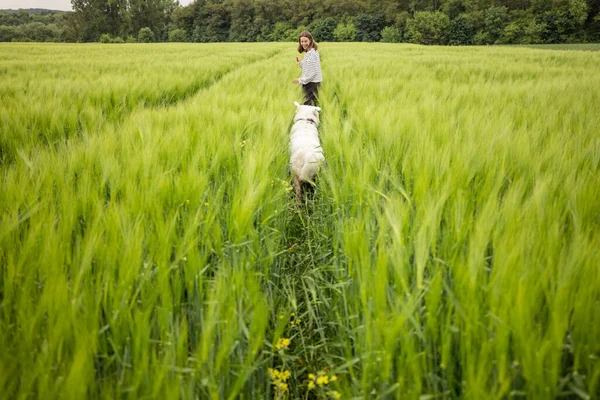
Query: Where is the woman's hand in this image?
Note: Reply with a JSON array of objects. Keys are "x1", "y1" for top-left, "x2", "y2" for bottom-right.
[
  {"x1": 296, "y1": 56, "x2": 301, "y2": 63},
  {"x1": 292, "y1": 78, "x2": 300, "y2": 84}
]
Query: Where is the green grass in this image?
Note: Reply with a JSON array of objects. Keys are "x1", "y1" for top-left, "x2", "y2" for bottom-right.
[
  {"x1": 0, "y1": 43, "x2": 283, "y2": 163},
  {"x1": 517, "y1": 43, "x2": 600, "y2": 51},
  {"x1": 1, "y1": 43, "x2": 599, "y2": 399}
]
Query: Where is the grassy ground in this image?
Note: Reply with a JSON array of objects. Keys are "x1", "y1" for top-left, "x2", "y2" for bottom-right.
[
  {"x1": 1, "y1": 42, "x2": 599, "y2": 399},
  {"x1": 517, "y1": 43, "x2": 600, "y2": 51}
]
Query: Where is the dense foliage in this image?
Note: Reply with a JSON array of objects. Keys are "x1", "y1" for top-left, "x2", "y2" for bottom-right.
[
  {"x1": 0, "y1": 9, "x2": 76, "y2": 42},
  {"x1": 1, "y1": 0, "x2": 599, "y2": 44}
]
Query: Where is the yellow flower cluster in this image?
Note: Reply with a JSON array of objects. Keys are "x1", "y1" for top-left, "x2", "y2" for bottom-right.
[
  {"x1": 307, "y1": 371, "x2": 339, "y2": 397},
  {"x1": 276, "y1": 337, "x2": 291, "y2": 351},
  {"x1": 270, "y1": 179, "x2": 295, "y2": 194},
  {"x1": 269, "y1": 368, "x2": 291, "y2": 394},
  {"x1": 289, "y1": 312, "x2": 301, "y2": 327}
]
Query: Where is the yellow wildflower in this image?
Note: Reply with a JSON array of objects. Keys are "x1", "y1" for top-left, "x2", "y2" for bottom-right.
[
  {"x1": 308, "y1": 373, "x2": 315, "y2": 380},
  {"x1": 269, "y1": 368, "x2": 291, "y2": 397},
  {"x1": 276, "y1": 338, "x2": 290, "y2": 351},
  {"x1": 330, "y1": 375, "x2": 338, "y2": 382},
  {"x1": 316, "y1": 375, "x2": 329, "y2": 386},
  {"x1": 328, "y1": 390, "x2": 341, "y2": 399},
  {"x1": 269, "y1": 368, "x2": 290, "y2": 381},
  {"x1": 307, "y1": 381, "x2": 315, "y2": 390}
]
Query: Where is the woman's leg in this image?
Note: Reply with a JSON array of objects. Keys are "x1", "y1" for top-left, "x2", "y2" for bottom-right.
[{"x1": 302, "y1": 82, "x2": 320, "y2": 106}]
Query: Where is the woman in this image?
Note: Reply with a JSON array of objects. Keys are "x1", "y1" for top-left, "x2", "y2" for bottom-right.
[{"x1": 292, "y1": 31, "x2": 322, "y2": 106}]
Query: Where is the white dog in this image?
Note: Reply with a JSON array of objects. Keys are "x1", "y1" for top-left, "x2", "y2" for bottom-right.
[{"x1": 289, "y1": 101, "x2": 324, "y2": 200}]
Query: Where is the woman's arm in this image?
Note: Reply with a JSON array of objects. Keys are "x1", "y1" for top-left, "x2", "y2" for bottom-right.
[{"x1": 299, "y1": 51, "x2": 320, "y2": 84}]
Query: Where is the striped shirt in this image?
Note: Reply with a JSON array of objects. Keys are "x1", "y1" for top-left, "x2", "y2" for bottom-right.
[{"x1": 298, "y1": 48, "x2": 322, "y2": 85}]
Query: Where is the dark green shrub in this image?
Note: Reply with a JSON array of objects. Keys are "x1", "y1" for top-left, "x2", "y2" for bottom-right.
[
  {"x1": 168, "y1": 28, "x2": 188, "y2": 42},
  {"x1": 380, "y1": 26, "x2": 403, "y2": 42},
  {"x1": 138, "y1": 27, "x2": 155, "y2": 43},
  {"x1": 405, "y1": 12, "x2": 450, "y2": 45},
  {"x1": 448, "y1": 13, "x2": 477, "y2": 45}
]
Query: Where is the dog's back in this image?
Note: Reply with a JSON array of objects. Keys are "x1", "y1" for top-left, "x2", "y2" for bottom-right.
[
  {"x1": 290, "y1": 122, "x2": 323, "y2": 181},
  {"x1": 290, "y1": 103, "x2": 324, "y2": 200}
]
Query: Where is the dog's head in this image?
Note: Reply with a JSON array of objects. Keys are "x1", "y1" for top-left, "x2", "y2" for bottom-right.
[{"x1": 293, "y1": 101, "x2": 320, "y2": 126}]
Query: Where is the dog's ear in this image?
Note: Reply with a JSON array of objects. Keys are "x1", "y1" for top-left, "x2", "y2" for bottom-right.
[
  {"x1": 314, "y1": 107, "x2": 321, "y2": 112},
  {"x1": 312, "y1": 109, "x2": 319, "y2": 118},
  {"x1": 294, "y1": 101, "x2": 300, "y2": 107}
]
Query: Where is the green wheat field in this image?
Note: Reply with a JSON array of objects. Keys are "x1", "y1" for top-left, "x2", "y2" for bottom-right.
[{"x1": 1, "y1": 42, "x2": 599, "y2": 399}]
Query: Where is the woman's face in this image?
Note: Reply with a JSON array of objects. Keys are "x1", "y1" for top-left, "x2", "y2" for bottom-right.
[{"x1": 300, "y1": 36, "x2": 311, "y2": 50}]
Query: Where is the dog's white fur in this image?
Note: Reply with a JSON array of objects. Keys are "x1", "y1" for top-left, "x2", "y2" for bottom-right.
[{"x1": 289, "y1": 101, "x2": 324, "y2": 200}]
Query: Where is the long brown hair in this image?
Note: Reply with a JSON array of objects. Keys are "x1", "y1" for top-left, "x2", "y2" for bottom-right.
[{"x1": 297, "y1": 31, "x2": 318, "y2": 53}]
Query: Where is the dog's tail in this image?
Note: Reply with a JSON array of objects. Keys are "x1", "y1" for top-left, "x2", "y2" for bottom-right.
[
  {"x1": 291, "y1": 149, "x2": 324, "y2": 201},
  {"x1": 293, "y1": 150, "x2": 323, "y2": 181}
]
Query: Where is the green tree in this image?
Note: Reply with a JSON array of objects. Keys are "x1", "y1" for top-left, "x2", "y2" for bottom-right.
[
  {"x1": 269, "y1": 21, "x2": 293, "y2": 41},
  {"x1": 16, "y1": 10, "x2": 31, "y2": 25},
  {"x1": 521, "y1": 20, "x2": 545, "y2": 43},
  {"x1": 323, "y1": 0, "x2": 368, "y2": 18},
  {"x1": 447, "y1": 13, "x2": 477, "y2": 44},
  {"x1": 333, "y1": 22, "x2": 357, "y2": 41},
  {"x1": 60, "y1": 12, "x2": 79, "y2": 42},
  {"x1": 405, "y1": 11, "x2": 450, "y2": 44},
  {"x1": 0, "y1": 25, "x2": 17, "y2": 42},
  {"x1": 192, "y1": 0, "x2": 231, "y2": 42},
  {"x1": 540, "y1": 0, "x2": 588, "y2": 43},
  {"x1": 484, "y1": 6, "x2": 509, "y2": 43},
  {"x1": 283, "y1": 25, "x2": 307, "y2": 42},
  {"x1": 253, "y1": 0, "x2": 293, "y2": 30},
  {"x1": 71, "y1": 0, "x2": 130, "y2": 41},
  {"x1": 71, "y1": 0, "x2": 106, "y2": 41},
  {"x1": 308, "y1": 17, "x2": 338, "y2": 42},
  {"x1": 497, "y1": 21, "x2": 521, "y2": 43},
  {"x1": 380, "y1": 25, "x2": 403, "y2": 42},
  {"x1": 229, "y1": 0, "x2": 259, "y2": 41},
  {"x1": 168, "y1": 28, "x2": 188, "y2": 42},
  {"x1": 496, "y1": 10, "x2": 544, "y2": 44},
  {"x1": 130, "y1": 0, "x2": 176, "y2": 41},
  {"x1": 170, "y1": 3, "x2": 195, "y2": 34},
  {"x1": 355, "y1": 13, "x2": 385, "y2": 41},
  {"x1": 0, "y1": 12, "x2": 18, "y2": 26},
  {"x1": 138, "y1": 26, "x2": 155, "y2": 42},
  {"x1": 443, "y1": 0, "x2": 477, "y2": 19}
]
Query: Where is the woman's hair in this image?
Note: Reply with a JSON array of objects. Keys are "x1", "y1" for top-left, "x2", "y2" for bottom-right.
[{"x1": 297, "y1": 31, "x2": 318, "y2": 53}]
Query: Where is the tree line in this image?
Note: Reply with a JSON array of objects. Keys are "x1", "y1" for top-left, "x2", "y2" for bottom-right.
[{"x1": 1, "y1": 0, "x2": 599, "y2": 45}]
